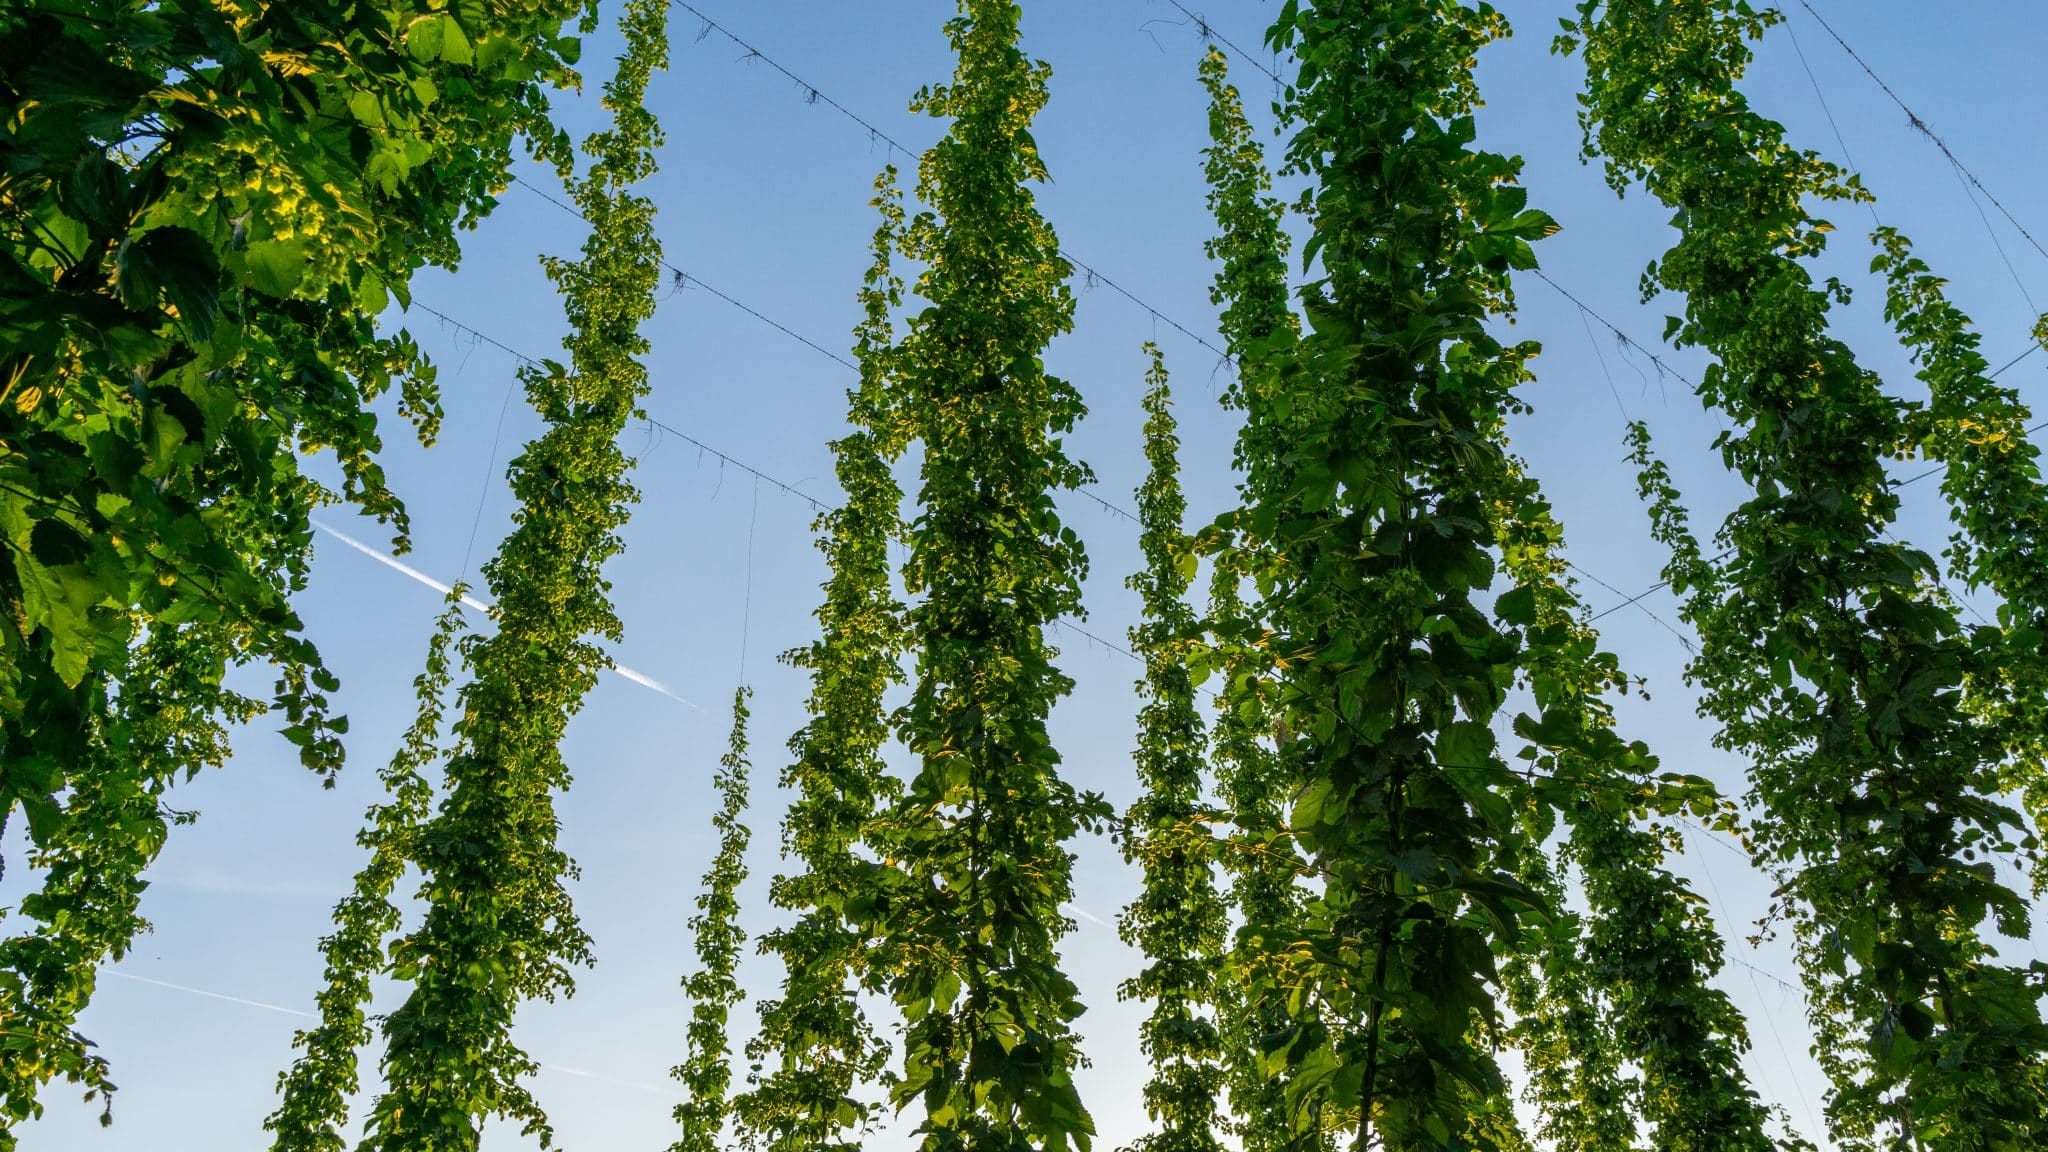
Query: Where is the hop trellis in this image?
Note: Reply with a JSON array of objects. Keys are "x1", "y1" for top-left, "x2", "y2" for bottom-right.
[{"x1": 4, "y1": 3, "x2": 2048, "y2": 1151}]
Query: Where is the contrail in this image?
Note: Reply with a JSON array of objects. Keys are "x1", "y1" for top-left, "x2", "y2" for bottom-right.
[
  {"x1": 1061, "y1": 902, "x2": 1112, "y2": 929},
  {"x1": 311, "y1": 519, "x2": 704, "y2": 714},
  {"x1": 312, "y1": 519, "x2": 492, "y2": 614},
  {"x1": 535, "y1": 1064, "x2": 668, "y2": 1096},
  {"x1": 106, "y1": 971, "x2": 316, "y2": 1020},
  {"x1": 604, "y1": 663, "x2": 704, "y2": 712}
]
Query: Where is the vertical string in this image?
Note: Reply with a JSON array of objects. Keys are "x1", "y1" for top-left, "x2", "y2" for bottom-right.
[
  {"x1": 1784, "y1": 19, "x2": 1881, "y2": 231},
  {"x1": 1793, "y1": 0, "x2": 2048, "y2": 270},
  {"x1": 738, "y1": 475, "x2": 761, "y2": 685},
  {"x1": 461, "y1": 376, "x2": 522, "y2": 585},
  {"x1": 1677, "y1": 821, "x2": 1826, "y2": 1139},
  {"x1": 1788, "y1": 3, "x2": 2044, "y2": 316},
  {"x1": 1952, "y1": 168, "x2": 2043, "y2": 317},
  {"x1": 1577, "y1": 307, "x2": 1630, "y2": 420}
]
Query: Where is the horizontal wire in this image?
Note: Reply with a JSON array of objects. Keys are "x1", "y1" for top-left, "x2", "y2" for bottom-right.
[
  {"x1": 1586, "y1": 387, "x2": 2048, "y2": 626},
  {"x1": 679, "y1": 1, "x2": 908, "y2": 158},
  {"x1": 642, "y1": 415, "x2": 836, "y2": 515},
  {"x1": 504, "y1": 175, "x2": 1146, "y2": 523},
  {"x1": 406, "y1": 300, "x2": 1728, "y2": 808},
  {"x1": 674, "y1": 1, "x2": 1241, "y2": 369},
  {"x1": 1566, "y1": 560, "x2": 1694, "y2": 653},
  {"x1": 1159, "y1": 1, "x2": 1284, "y2": 85},
  {"x1": 1794, "y1": 0, "x2": 2048, "y2": 270},
  {"x1": 409, "y1": 300, "x2": 838, "y2": 515},
  {"x1": 412, "y1": 298, "x2": 1795, "y2": 987},
  {"x1": 1672, "y1": 819, "x2": 1807, "y2": 1000},
  {"x1": 1533, "y1": 265, "x2": 2043, "y2": 621},
  {"x1": 508, "y1": 176, "x2": 859, "y2": 373},
  {"x1": 1531, "y1": 269, "x2": 1697, "y2": 390},
  {"x1": 1058, "y1": 604, "x2": 1734, "y2": 800}
]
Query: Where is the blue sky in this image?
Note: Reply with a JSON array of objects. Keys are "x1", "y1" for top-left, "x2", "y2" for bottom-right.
[{"x1": 8, "y1": 2, "x2": 2048, "y2": 1148}]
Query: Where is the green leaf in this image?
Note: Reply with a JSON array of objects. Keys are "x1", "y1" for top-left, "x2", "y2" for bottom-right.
[
  {"x1": 347, "y1": 89, "x2": 384, "y2": 127},
  {"x1": 1506, "y1": 208, "x2": 1562, "y2": 240},
  {"x1": 1290, "y1": 779, "x2": 1334, "y2": 831},
  {"x1": 118, "y1": 226, "x2": 221, "y2": 341},
  {"x1": 12, "y1": 549, "x2": 104, "y2": 687},
  {"x1": 440, "y1": 20, "x2": 475, "y2": 66},
  {"x1": 1494, "y1": 584, "x2": 1537, "y2": 626},
  {"x1": 406, "y1": 14, "x2": 448, "y2": 62},
  {"x1": 29, "y1": 518, "x2": 92, "y2": 567},
  {"x1": 245, "y1": 239, "x2": 309, "y2": 299}
]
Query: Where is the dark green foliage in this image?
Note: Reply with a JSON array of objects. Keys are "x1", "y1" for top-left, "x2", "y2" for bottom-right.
[
  {"x1": 0, "y1": 0, "x2": 590, "y2": 1136},
  {"x1": 1573, "y1": 2, "x2": 2048, "y2": 1145},
  {"x1": 1203, "y1": 2, "x2": 1562, "y2": 1144},
  {"x1": 1198, "y1": 4, "x2": 1796, "y2": 1147},
  {"x1": 0, "y1": 615, "x2": 264, "y2": 1144}
]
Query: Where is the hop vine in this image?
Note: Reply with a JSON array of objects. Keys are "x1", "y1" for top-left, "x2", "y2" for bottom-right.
[
  {"x1": 674, "y1": 687, "x2": 756, "y2": 1152},
  {"x1": 268, "y1": 594, "x2": 469, "y2": 1152},
  {"x1": 352, "y1": 1, "x2": 672, "y2": 1147},
  {"x1": 735, "y1": 169, "x2": 910, "y2": 1152},
  {"x1": 1118, "y1": 345, "x2": 1228, "y2": 1152},
  {"x1": 1872, "y1": 227, "x2": 2048, "y2": 893},
  {"x1": 1490, "y1": 464, "x2": 1790, "y2": 1152},
  {"x1": 850, "y1": 4, "x2": 1111, "y2": 1150},
  {"x1": 1191, "y1": 50, "x2": 1313, "y2": 1152},
  {"x1": 1573, "y1": 2, "x2": 2048, "y2": 1145},
  {"x1": 1201, "y1": 2, "x2": 1572, "y2": 1144}
]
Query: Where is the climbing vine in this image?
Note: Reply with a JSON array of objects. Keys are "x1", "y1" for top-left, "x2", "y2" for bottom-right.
[
  {"x1": 1873, "y1": 228, "x2": 2048, "y2": 890},
  {"x1": 1190, "y1": 50, "x2": 1312, "y2": 1152},
  {"x1": 1204, "y1": 553, "x2": 1310, "y2": 1152},
  {"x1": 674, "y1": 687, "x2": 755, "y2": 1152},
  {"x1": 0, "y1": 0, "x2": 589, "y2": 1136},
  {"x1": 735, "y1": 169, "x2": 909, "y2": 1152},
  {"x1": 1490, "y1": 465, "x2": 1789, "y2": 1152},
  {"x1": 1573, "y1": 2, "x2": 2048, "y2": 1146},
  {"x1": 1200, "y1": 4, "x2": 1786, "y2": 1147},
  {"x1": 1118, "y1": 345, "x2": 1227, "y2": 1152},
  {"x1": 850, "y1": 4, "x2": 1109, "y2": 1150},
  {"x1": 349, "y1": 2, "x2": 670, "y2": 1147},
  {"x1": 1496, "y1": 831, "x2": 1636, "y2": 1152},
  {"x1": 1198, "y1": 2, "x2": 1570, "y2": 1145},
  {"x1": 267, "y1": 593, "x2": 467, "y2": 1152}
]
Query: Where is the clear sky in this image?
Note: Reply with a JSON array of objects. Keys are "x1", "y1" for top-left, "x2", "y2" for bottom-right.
[{"x1": 8, "y1": 2, "x2": 2048, "y2": 1148}]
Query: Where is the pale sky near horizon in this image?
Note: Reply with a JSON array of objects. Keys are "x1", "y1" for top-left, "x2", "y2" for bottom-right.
[{"x1": 7, "y1": 2, "x2": 2048, "y2": 1149}]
